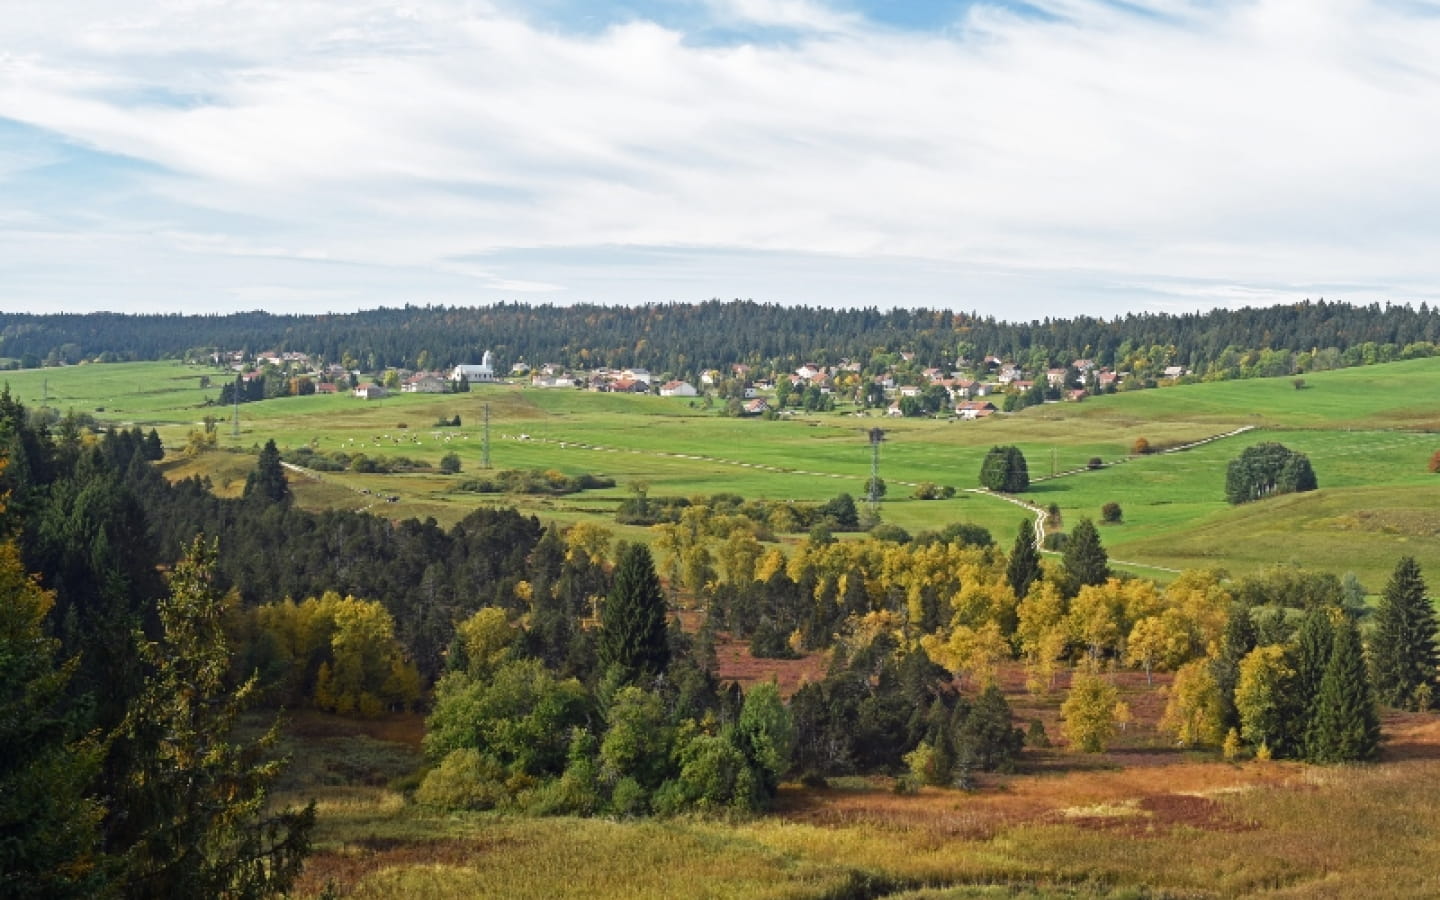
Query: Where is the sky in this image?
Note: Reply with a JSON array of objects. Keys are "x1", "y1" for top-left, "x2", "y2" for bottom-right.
[{"x1": 3, "y1": 0, "x2": 1440, "y2": 318}]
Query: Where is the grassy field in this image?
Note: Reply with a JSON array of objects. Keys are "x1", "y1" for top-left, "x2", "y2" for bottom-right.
[
  {"x1": 8, "y1": 357, "x2": 1440, "y2": 586},
  {"x1": 279, "y1": 688, "x2": 1440, "y2": 899}
]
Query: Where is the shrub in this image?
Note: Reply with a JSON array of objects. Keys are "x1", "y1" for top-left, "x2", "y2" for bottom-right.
[
  {"x1": 1430, "y1": 449, "x2": 1440, "y2": 473},
  {"x1": 1087, "y1": 456, "x2": 1103, "y2": 469},
  {"x1": 912, "y1": 481, "x2": 942, "y2": 500},
  {"x1": 1101, "y1": 502, "x2": 1123, "y2": 524},
  {"x1": 439, "y1": 452, "x2": 462, "y2": 475},
  {"x1": 868, "y1": 523, "x2": 911, "y2": 543},
  {"x1": 1131, "y1": 437, "x2": 1151, "y2": 455},
  {"x1": 415, "y1": 748, "x2": 509, "y2": 811}
]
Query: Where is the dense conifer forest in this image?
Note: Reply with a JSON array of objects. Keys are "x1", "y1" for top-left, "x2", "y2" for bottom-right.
[{"x1": 4, "y1": 299, "x2": 1440, "y2": 380}]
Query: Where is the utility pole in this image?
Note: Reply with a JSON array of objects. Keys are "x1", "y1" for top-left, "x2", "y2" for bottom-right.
[
  {"x1": 483, "y1": 403, "x2": 491, "y2": 469},
  {"x1": 867, "y1": 427, "x2": 885, "y2": 514}
]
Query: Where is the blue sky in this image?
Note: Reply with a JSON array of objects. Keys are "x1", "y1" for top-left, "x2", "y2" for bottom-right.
[{"x1": 3, "y1": 0, "x2": 1440, "y2": 317}]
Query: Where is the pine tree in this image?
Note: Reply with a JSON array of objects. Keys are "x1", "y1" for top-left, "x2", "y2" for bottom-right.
[
  {"x1": 1062, "y1": 518, "x2": 1110, "y2": 594},
  {"x1": 242, "y1": 439, "x2": 290, "y2": 506},
  {"x1": 598, "y1": 543, "x2": 671, "y2": 682},
  {"x1": 1370, "y1": 556, "x2": 1438, "y2": 710},
  {"x1": 1306, "y1": 617, "x2": 1380, "y2": 762},
  {"x1": 1006, "y1": 518, "x2": 1042, "y2": 601}
]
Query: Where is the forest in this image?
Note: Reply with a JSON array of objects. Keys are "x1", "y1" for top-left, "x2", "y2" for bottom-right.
[{"x1": 5, "y1": 298, "x2": 1440, "y2": 385}]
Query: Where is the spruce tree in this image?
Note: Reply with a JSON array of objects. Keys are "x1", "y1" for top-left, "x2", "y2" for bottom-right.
[
  {"x1": 1062, "y1": 518, "x2": 1110, "y2": 594},
  {"x1": 143, "y1": 428, "x2": 164, "y2": 461},
  {"x1": 1293, "y1": 605, "x2": 1335, "y2": 739},
  {"x1": 1371, "y1": 556, "x2": 1438, "y2": 710},
  {"x1": 1306, "y1": 617, "x2": 1380, "y2": 762},
  {"x1": 598, "y1": 543, "x2": 670, "y2": 682},
  {"x1": 242, "y1": 439, "x2": 290, "y2": 506},
  {"x1": 1006, "y1": 518, "x2": 1042, "y2": 601}
]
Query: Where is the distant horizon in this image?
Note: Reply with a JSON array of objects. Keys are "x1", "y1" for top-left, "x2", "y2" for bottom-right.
[{"x1": 5, "y1": 1, "x2": 1440, "y2": 317}]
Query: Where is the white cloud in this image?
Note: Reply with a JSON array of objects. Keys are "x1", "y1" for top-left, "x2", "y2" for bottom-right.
[{"x1": 2, "y1": 1, "x2": 1440, "y2": 314}]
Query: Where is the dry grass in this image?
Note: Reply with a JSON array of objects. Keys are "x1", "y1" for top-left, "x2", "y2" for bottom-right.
[{"x1": 280, "y1": 694, "x2": 1440, "y2": 899}]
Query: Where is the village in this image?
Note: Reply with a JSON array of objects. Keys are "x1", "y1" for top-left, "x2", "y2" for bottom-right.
[{"x1": 208, "y1": 346, "x2": 1160, "y2": 419}]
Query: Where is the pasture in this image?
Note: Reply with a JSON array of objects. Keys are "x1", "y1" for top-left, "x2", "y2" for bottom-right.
[{"x1": 7, "y1": 357, "x2": 1440, "y2": 586}]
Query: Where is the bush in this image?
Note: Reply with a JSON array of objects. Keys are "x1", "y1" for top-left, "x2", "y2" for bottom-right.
[
  {"x1": 1101, "y1": 502, "x2": 1123, "y2": 524},
  {"x1": 1131, "y1": 437, "x2": 1151, "y2": 455},
  {"x1": 912, "y1": 481, "x2": 943, "y2": 500},
  {"x1": 460, "y1": 468, "x2": 616, "y2": 496},
  {"x1": 415, "y1": 748, "x2": 509, "y2": 811},
  {"x1": 1430, "y1": 449, "x2": 1440, "y2": 473},
  {"x1": 439, "y1": 452, "x2": 462, "y2": 475},
  {"x1": 1087, "y1": 457, "x2": 1103, "y2": 470},
  {"x1": 868, "y1": 523, "x2": 911, "y2": 543}
]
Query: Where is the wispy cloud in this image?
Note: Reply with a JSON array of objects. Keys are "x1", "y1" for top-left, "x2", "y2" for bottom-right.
[{"x1": 3, "y1": 0, "x2": 1440, "y2": 314}]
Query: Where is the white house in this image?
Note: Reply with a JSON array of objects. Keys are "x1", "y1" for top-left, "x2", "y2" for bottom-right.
[
  {"x1": 659, "y1": 380, "x2": 698, "y2": 397},
  {"x1": 354, "y1": 383, "x2": 386, "y2": 400}
]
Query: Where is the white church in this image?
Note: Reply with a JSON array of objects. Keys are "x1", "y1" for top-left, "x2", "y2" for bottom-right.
[{"x1": 450, "y1": 350, "x2": 497, "y2": 383}]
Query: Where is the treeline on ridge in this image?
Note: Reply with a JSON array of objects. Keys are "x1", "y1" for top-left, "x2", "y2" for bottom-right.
[{"x1": 5, "y1": 298, "x2": 1440, "y2": 382}]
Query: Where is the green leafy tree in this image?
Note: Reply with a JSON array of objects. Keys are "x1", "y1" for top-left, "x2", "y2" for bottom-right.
[
  {"x1": 598, "y1": 543, "x2": 671, "y2": 682},
  {"x1": 1225, "y1": 442, "x2": 1317, "y2": 504},
  {"x1": 1062, "y1": 518, "x2": 1110, "y2": 594},
  {"x1": 439, "y1": 452, "x2": 462, "y2": 475},
  {"x1": 242, "y1": 439, "x2": 290, "y2": 506},
  {"x1": 736, "y1": 682, "x2": 795, "y2": 796},
  {"x1": 979, "y1": 445, "x2": 1029, "y2": 492},
  {"x1": 1306, "y1": 617, "x2": 1380, "y2": 763},
  {"x1": 1370, "y1": 556, "x2": 1439, "y2": 710},
  {"x1": 112, "y1": 536, "x2": 313, "y2": 898}
]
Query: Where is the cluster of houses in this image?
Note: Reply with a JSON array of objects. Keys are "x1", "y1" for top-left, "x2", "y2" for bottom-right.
[{"x1": 214, "y1": 346, "x2": 1139, "y2": 417}]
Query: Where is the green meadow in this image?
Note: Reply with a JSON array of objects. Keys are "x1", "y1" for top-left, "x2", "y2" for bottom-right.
[{"x1": 8, "y1": 357, "x2": 1440, "y2": 587}]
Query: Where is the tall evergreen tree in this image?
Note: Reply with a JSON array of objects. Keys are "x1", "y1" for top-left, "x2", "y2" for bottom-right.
[
  {"x1": 1062, "y1": 518, "x2": 1110, "y2": 594},
  {"x1": 242, "y1": 439, "x2": 290, "y2": 506},
  {"x1": 0, "y1": 539, "x2": 104, "y2": 899},
  {"x1": 143, "y1": 428, "x2": 165, "y2": 462},
  {"x1": 1006, "y1": 518, "x2": 1042, "y2": 601},
  {"x1": 1370, "y1": 556, "x2": 1439, "y2": 710},
  {"x1": 1306, "y1": 617, "x2": 1380, "y2": 762},
  {"x1": 109, "y1": 536, "x2": 313, "y2": 898},
  {"x1": 1293, "y1": 604, "x2": 1335, "y2": 739},
  {"x1": 598, "y1": 543, "x2": 670, "y2": 682}
]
